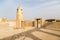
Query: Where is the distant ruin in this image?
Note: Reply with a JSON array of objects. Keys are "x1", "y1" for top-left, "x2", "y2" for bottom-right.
[
  {"x1": 0, "y1": 6, "x2": 46, "y2": 29},
  {"x1": 0, "y1": 6, "x2": 60, "y2": 29}
]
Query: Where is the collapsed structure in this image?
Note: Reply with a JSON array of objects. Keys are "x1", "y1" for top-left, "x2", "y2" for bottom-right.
[{"x1": 0, "y1": 6, "x2": 45, "y2": 29}]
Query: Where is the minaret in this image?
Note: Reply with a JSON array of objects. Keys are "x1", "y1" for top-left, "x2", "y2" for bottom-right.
[{"x1": 16, "y1": 6, "x2": 23, "y2": 28}]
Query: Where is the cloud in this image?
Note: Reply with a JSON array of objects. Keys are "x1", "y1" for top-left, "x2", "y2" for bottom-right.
[
  {"x1": 40, "y1": 1, "x2": 59, "y2": 7},
  {"x1": 0, "y1": 0, "x2": 60, "y2": 19},
  {"x1": 23, "y1": 0, "x2": 60, "y2": 19}
]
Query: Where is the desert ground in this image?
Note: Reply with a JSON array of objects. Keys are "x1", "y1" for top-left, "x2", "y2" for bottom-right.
[{"x1": 0, "y1": 22, "x2": 60, "y2": 40}]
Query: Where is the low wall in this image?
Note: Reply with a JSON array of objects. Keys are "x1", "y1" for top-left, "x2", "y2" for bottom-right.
[{"x1": 21, "y1": 21, "x2": 33, "y2": 27}]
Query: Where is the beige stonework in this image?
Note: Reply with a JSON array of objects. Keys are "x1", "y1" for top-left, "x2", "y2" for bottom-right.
[
  {"x1": 0, "y1": 18, "x2": 8, "y2": 23},
  {"x1": 34, "y1": 18, "x2": 45, "y2": 28},
  {"x1": 40, "y1": 18, "x2": 45, "y2": 26},
  {"x1": 0, "y1": 6, "x2": 45, "y2": 29},
  {"x1": 0, "y1": 18, "x2": 2, "y2": 22},
  {"x1": 16, "y1": 6, "x2": 23, "y2": 29},
  {"x1": 21, "y1": 20, "x2": 33, "y2": 27}
]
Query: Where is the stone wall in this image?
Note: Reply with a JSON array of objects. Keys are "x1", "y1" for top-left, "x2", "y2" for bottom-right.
[
  {"x1": 21, "y1": 20, "x2": 33, "y2": 27},
  {"x1": 34, "y1": 18, "x2": 45, "y2": 28}
]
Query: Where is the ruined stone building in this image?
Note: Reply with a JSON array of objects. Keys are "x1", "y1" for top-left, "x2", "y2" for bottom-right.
[
  {"x1": 15, "y1": 6, "x2": 45, "y2": 28},
  {"x1": 0, "y1": 6, "x2": 45, "y2": 29}
]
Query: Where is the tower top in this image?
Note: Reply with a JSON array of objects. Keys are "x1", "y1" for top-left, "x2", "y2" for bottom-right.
[{"x1": 17, "y1": 5, "x2": 23, "y2": 10}]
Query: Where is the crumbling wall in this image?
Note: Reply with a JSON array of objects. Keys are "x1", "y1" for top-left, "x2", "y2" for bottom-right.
[{"x1": 21, "y1": 20, "x2": 33, "y2": 27}]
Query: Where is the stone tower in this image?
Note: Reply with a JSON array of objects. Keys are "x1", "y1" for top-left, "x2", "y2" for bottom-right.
[{"x1": 16, "y1": 6, "x2": 23, "y2": 28}]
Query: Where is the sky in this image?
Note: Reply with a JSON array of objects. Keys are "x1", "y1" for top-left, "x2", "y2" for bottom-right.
[{"x1": 0, "y1": 0, "x2": 60, "y2": 20}]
